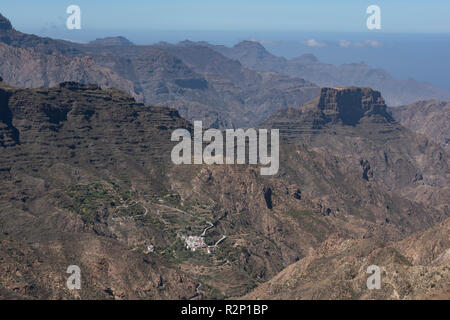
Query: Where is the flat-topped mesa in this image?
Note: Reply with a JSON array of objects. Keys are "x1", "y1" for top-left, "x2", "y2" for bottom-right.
[
  {"x1": 0, "y1": 13, "x2": 13, "y2": 31},
  {"x1": 262, "y1": 86, "x2": 396, "y2": 141},
  {"x1": 58, "y1": 82, "x2": 102, "y2": 92},
  {"x1": 316, "y1": 87, "x2": 392, "y2": 125}
]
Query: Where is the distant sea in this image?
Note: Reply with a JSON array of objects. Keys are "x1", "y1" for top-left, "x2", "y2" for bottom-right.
[{"x1": 34, "y1": 28, "x2": 450, "y2": 92}]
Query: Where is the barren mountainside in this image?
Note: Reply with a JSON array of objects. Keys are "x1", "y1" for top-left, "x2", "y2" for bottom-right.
[
  {"x1": 0, "y1": 13, "x2": 319, "y2": 129},
  {"x1": 244, "y1": 218, "x2": 449, "y2": 300},
  {"x1": 0, "y1": 81, "x2": 448, "y2": 299},
  {"x1": 210, "y1": 40, "x2": 450, "y2": 106},
  {"x1": 389, "y1": 99, "x2": 450, "y2": 153}
]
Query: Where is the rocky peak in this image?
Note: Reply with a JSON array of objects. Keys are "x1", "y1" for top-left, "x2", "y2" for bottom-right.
[
  {"x1": 0, "y1": 13, "x2": 13, "y2": 31},
  {"x1": 263, "y1": 86, "x2": 395, "y2": 141},
  {"x1": 316, "y1": 87, "x2": 392, "y2": 125}
]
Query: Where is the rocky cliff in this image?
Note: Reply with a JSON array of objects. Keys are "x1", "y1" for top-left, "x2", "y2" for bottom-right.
[{"x1": 390, "y1": 99, "x2": 450, "y2": 153}]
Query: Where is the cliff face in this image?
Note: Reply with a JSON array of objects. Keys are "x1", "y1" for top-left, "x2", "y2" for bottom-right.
[
  {"x1": 244, "y1": 218, "x2": 450, "y2": 300},
  {"x1": 316, "y1": 87, "x2": 392, "y2": 125},
  {"x1": 390, "y1": 99, "x2": 450, "y2": 153},
  {"x1": 264, "y1": 87, "x2": 395, "y2": 138},
  {"x1": 264, "y1": 87, "x2": 449, "y2": 222},
  {"x1": 0, "y1": 13, "x2": 12, "y2": 31}
]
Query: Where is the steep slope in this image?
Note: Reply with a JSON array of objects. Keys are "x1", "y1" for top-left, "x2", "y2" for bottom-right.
[
  {"x1": 1, "y1": 82, "x2": 447, "y2": 299},
  {"x1": 211, "y1": 40, "x2": 450, "y2": 106},
  {"x1": 154, "y1": 42, "x2": 319, "y2": 127},
  {"x1": 244, "y1": 218, "x2": 449, "y2": 300},
  {"x1": 0, "y1": 42, "x2": 140, "y2": 100},
  {"x1": 0, "y1": 81, "x2": 198, "y2": 299},
  {"x1": 263, "y1": 87, "x2": 450, "y2": 215},
  {"x1": 79, "y1": 42, "x2": 319, "y2": 128},
  {"x1": 389, "y1": 100, "x2": 450, "y2": 153}
]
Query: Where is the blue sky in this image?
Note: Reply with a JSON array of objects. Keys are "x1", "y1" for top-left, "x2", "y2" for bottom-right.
[{"x1": 2, "y1": 0, "x2": 450, "y2": 33}]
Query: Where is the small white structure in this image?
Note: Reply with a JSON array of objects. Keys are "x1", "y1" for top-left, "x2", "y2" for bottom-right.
[
  {"x1": 147, "y1": 245, "x2": 155, "y2": 253},
  {"x1": 185, "y1": 236, "x2": 206, "y2": 251}
]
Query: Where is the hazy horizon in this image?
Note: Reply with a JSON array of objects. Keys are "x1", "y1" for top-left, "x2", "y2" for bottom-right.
[{"x1": 2, "y1": 1, "x2": 450, "y2": 92}]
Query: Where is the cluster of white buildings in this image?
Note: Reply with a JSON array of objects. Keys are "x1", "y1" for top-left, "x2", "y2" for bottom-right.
[
  {"x1": 184, "y1": 235, "x2": 206, "y2": 251},
  {"x1": 180, "y1": 232, "x2": 226, "y2": 255}
]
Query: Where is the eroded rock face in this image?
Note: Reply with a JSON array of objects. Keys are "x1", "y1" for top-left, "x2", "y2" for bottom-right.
[
  {"x1": 390, "y1": 99, "x2": 450, "y2": 153},
  {"x1": 243, "y1": 218, "x2": 450, "y2": 300},
  {"x1": 316, "y1": 87, "x2": 392, "y2": 125},
  {"x1": 264, "y1": 87, "x2": 449, "y2": 227},
  {"x1": 0, "y1": 13, "x2": 13, "y2": 31}
]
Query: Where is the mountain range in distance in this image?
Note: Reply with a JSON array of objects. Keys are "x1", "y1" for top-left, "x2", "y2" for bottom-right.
[
  {"x1": 207, "y1": 40, "x2": 450, "y2": 107},
  {"x1": 1, "y1": 11, "x2": 450, "y2": 130}
]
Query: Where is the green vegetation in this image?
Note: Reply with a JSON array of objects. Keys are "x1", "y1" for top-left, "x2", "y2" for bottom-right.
[
  {"x1": 161, "y1": 238, "x2": 211, "y2": 265},
  {"x1": 61, "y1": 182, "x2": 141, "y2": 224},
  {"x1": 62, "y1": 183, "x2": 116, "y2": 224}
]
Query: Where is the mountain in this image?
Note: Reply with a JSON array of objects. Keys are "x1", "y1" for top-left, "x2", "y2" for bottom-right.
[
  {"x1": 210, "y1": 40, "x2": 450, "y2": 106},
  {"x1": 244, "y1": 218, "x2": 449, "y2": 300},
  {"x1": 0, "y1": 12, "x2": 13, "y2": 31},
  {"x1": 0, "y1": 81, "x2": 198, "y2": 299},
  {"x1": 389, "y1": 100, "x2": 450, "y2": 153},
  {"x1": 0, "y1": 42, "x2": 141, "y2": 100},
  {"x1": 263, "y1": 87, "x2": 449, "y2": 214},
  {"x1": 0, "y1": 13, "x2": 82, "y2": 56},
  {"x1": 89, "y1": 36, "x2": 135, "y2": 46},
  {"x1": 0, "y1": 13, "x2": 319, "y2": 128},
  {"x1": 1, "y1": 81, "x2": 448, "y2": 299}
]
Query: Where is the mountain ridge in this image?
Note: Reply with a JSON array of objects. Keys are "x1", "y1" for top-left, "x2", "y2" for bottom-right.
[{"x1": 209, "y1": 40, "x2": 450, "y2": 106}]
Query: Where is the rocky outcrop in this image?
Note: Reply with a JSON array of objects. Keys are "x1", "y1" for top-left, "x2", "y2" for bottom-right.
[
  {"x1": 243, "y1": 218, "x2": 450, "y2": 300},
  {"x1": 389, "y1": 99, "x2": 450, "y2": 153},
  {"x1": 263, "y1": 87, "x2": 395, "y2": 139}
]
